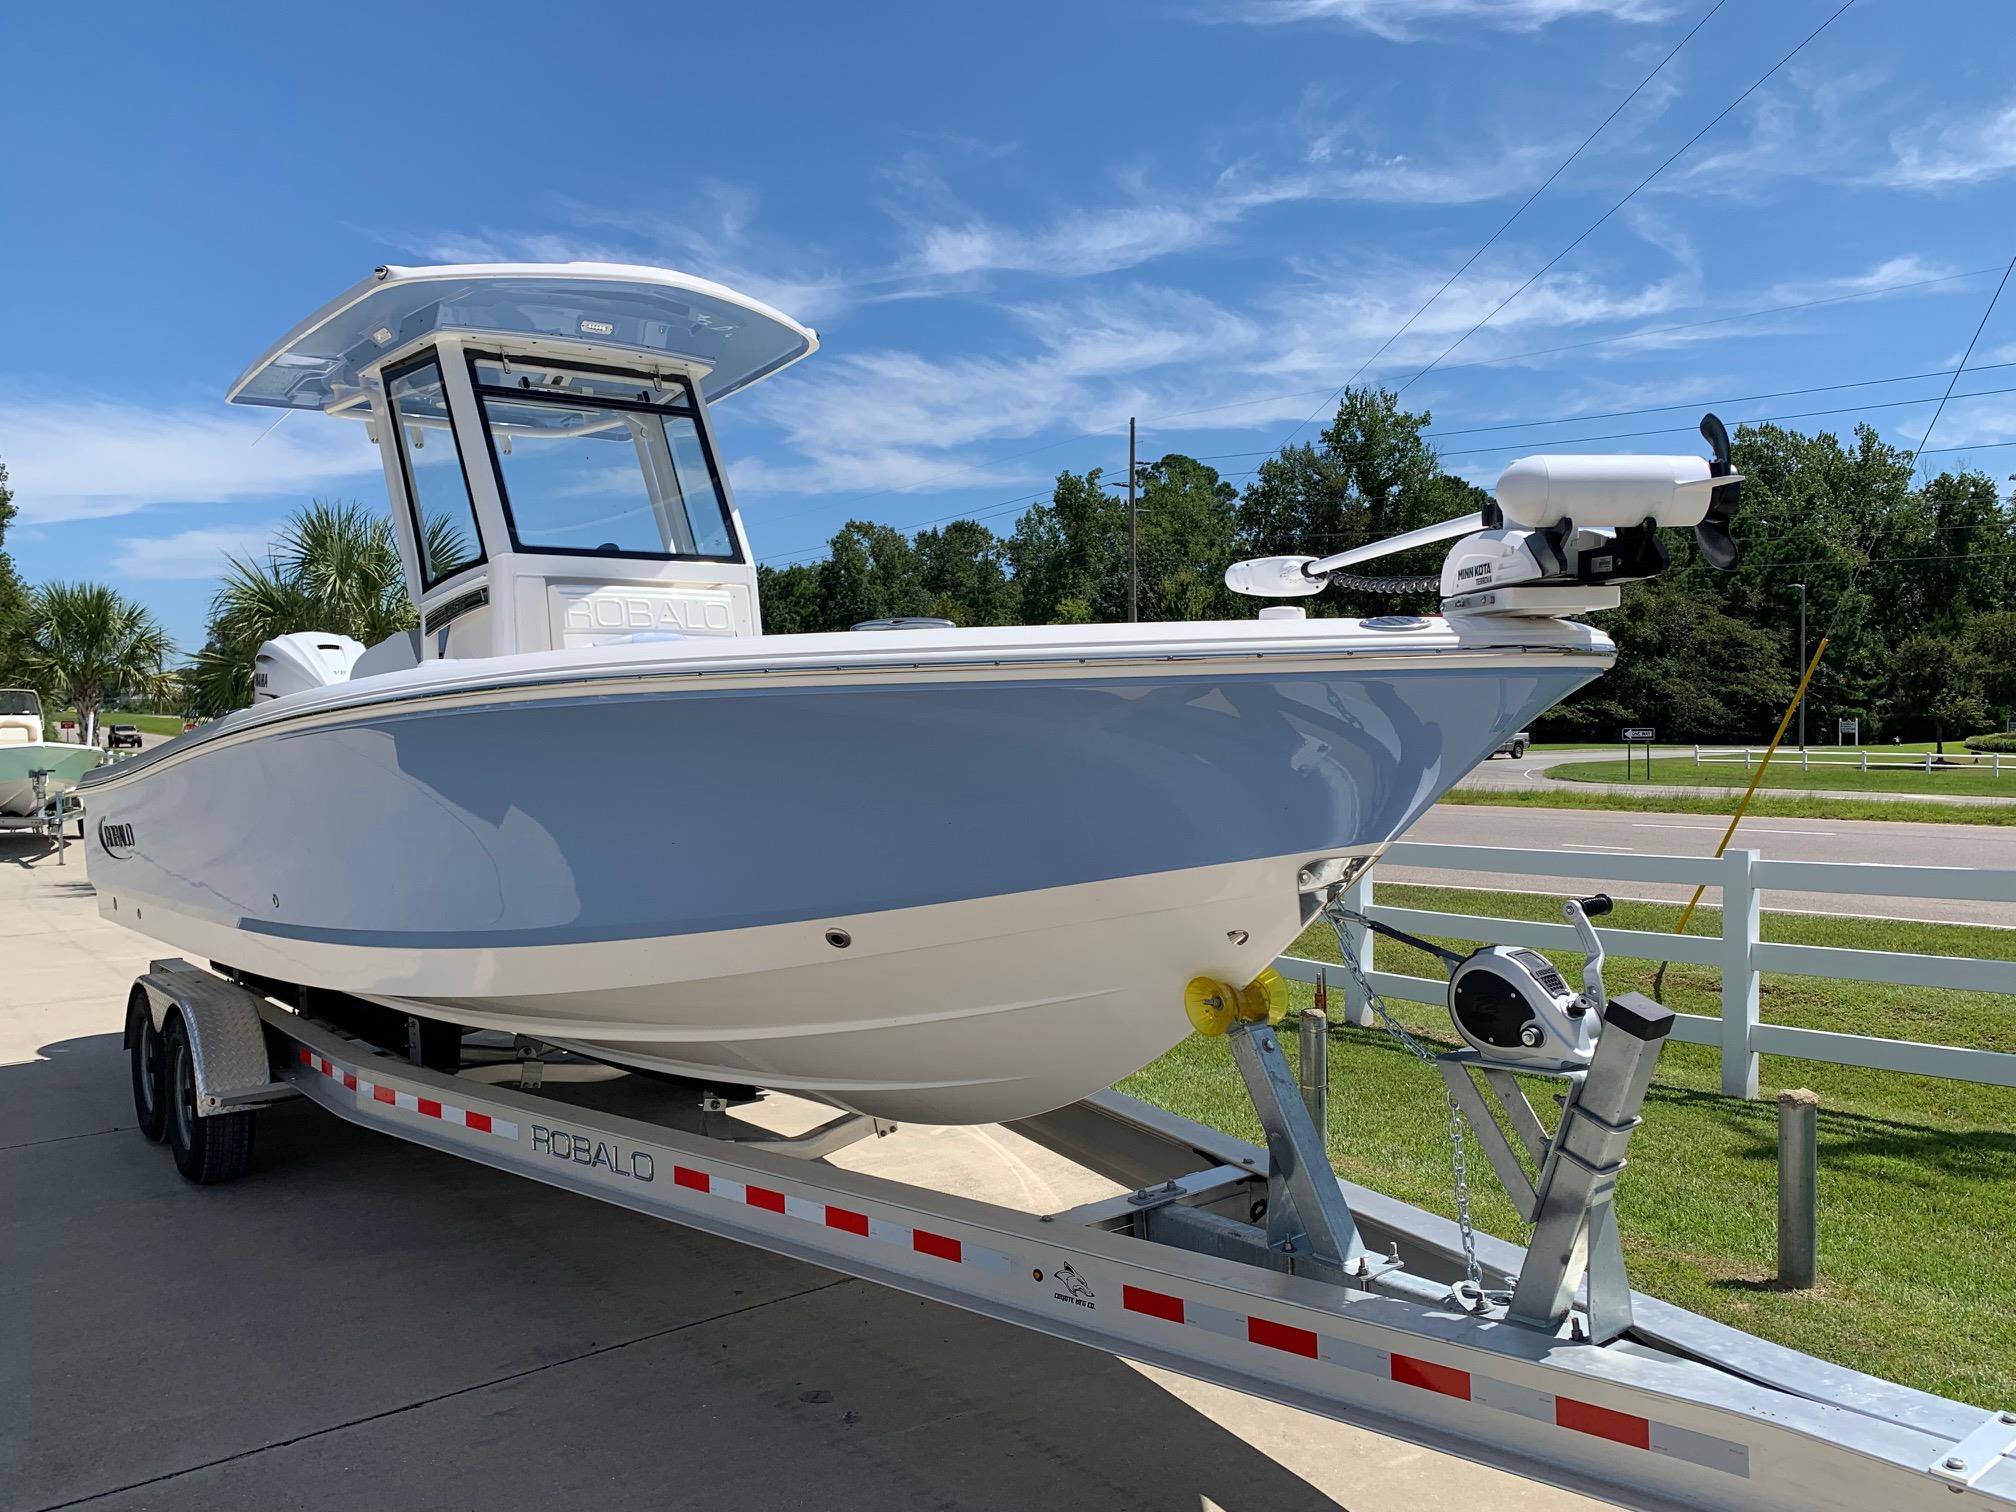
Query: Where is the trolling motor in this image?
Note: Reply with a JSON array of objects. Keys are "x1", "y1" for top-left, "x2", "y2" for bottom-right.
[
  {"x1": 1357, "y1": 894, "x2": 1616, "y2": 1071},
  {"x1": 1225, "y1": 413, "x2": 1743, "y2": 618}
]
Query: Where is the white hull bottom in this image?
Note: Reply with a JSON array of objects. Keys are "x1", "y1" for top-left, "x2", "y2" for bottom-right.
[{"x1": 129, "y1": 851, "x2": 1358, "y2": 1124}]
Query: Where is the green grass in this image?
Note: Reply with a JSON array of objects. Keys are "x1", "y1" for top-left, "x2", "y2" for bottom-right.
[
  {"x1": 1440, "y1": 785, "x2": 2016, "y2": 826},
  {"x1": 50, "y1": 710, "x2": 188, "y2": 737},
  {"x1": 1541, "y1": 741, "x2": 2005, "y2": 755},
  {"x1": 1553, "y1": 755, "x2": 2016, "y2": 797},
  {"x1": 1119, "y1": 884, "x2": 2016, "y2": 1405}
]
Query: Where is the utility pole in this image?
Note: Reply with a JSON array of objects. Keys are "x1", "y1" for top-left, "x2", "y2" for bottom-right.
[
  {"x1": 1798, "y1": 588, "x2": 1808, "y2": 752},
  {"x1": 1127, "y1": 416, "x2": 1138, "y2": 623}
]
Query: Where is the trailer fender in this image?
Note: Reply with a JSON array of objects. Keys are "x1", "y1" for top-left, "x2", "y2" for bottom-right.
[{"x1": 136, "y1": 958, "x2": 298, "y2": 1116}]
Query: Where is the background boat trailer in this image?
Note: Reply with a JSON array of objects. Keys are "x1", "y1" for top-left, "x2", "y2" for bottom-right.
[
  {"x1": 124, "y1": 956, "x2": 2016, "y2": 1512},
  {"x1": 0, "y1": 767, "x2": 86, "y2": 859}
]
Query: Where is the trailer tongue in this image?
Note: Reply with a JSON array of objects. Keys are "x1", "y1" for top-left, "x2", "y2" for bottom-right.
[{"x1": 124, "y1": 935, "x2": 2015, "y2": 1511}]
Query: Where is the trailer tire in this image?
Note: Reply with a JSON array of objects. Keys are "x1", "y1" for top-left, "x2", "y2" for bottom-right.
[
  {"x1": 126, "y1": 987, "x2": 168, "y2": 1144},
  {"x1": 164, "y1": 1012, "x2": 254, "y2": 1184}
]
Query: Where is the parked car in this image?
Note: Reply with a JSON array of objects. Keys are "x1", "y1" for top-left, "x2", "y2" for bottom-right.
[
  {"x1": 105, "y1": 723, "x2": 143, "y2": 750},
  {"x1": 1491, "y1": 730, "x2": 1531, "y2": 759}
]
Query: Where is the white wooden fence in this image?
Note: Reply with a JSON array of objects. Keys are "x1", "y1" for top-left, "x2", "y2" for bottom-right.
[
  {"x1": 1274, "y1": 842, "x2": 2016, "y2": 1098},
  {"x1": 1693, "y1": 745, "x2": 2007, "y2": 775}
]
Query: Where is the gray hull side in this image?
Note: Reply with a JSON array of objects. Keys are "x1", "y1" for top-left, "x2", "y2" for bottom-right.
[{"x1": 88, "y1": 665, "x2": 1593, "y2": 949}]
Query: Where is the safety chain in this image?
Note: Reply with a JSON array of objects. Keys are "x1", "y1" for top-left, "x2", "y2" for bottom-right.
[{"x1": 1323, "y1": 903, "x2": 1488, "y2": 1301}]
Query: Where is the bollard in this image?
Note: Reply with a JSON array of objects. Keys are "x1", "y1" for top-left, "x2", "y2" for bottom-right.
[
  {"x1": 1299, "y1": 1006, "x2": 1328, "y2": 1135},
  {"x1": 1777, "y1": 1088, "x2": 1819, "y2": 1288}
]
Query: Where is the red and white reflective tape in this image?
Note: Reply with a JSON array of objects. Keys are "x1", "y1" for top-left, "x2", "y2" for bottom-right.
[
  {"x1": 295, "y1": 1046, "x2": 520, "y2": 1141},
  {"x1": 666, "y1": 1161, "x2": 1016, "y2": 1277},
  {"x1": 1119, "y1": 1283, "x2": 1749, "y2": 1479}
]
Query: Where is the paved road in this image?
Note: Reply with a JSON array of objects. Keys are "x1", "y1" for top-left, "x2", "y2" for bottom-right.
[
  {"x1": 0, "y1": 834, "x2": 1598, "y2": 1512},
  {"x1": 1393, "y1": 803, "x2": 2016, "y2": 927}
]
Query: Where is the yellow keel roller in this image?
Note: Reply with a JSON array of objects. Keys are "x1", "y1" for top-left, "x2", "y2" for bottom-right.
[{"x1": 1183, "y1": 967, "x2": 1290, "y2": 1037}]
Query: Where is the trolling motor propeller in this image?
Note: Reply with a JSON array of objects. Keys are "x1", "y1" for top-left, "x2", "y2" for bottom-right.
[
  {"x1": 1223, "y1": 412, "x2": 1745, "y2": 618},
  {"x1": 1694, "y1": 412, "x2": 1741, "y2": 572}
]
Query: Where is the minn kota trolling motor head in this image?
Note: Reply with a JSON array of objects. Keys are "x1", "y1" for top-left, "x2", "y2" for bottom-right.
[
  {"x1": 1356, "y1": 895, "x2": 1616, "y2": 1071},
  {"x1": 1224, "y1": 413, "x2": 1743, "y2": 621}
]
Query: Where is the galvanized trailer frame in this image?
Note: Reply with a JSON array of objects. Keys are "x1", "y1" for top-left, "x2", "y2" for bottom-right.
[{"x1": 127, "y1": 958, "x2": 2016, "y2": 1512}]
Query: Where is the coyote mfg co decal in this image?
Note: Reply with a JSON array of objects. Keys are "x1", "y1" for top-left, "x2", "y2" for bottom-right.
[{"x1": 1051, "y1": 1263, "x2": 1096, "y2": 1309}]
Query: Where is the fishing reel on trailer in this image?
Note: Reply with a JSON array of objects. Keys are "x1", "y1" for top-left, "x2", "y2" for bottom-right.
[{"x1": 1362, "y1": 895, "x2": 1616, "y2": 1071}]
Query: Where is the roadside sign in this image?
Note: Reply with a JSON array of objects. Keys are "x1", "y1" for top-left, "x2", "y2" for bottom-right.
[
  {"x1": 1621, "y1": 727, "x2": 1655, "y2": 780},
  {"x1": 1837, "y1": 717, "x2": 1859, "y2": 746}
]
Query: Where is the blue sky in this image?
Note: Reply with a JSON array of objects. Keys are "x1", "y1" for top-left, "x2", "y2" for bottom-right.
[{"x1": 3, "y1": 0, "x2": 2014, "y2": 653}]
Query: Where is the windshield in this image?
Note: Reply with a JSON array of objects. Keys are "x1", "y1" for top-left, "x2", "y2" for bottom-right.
[
  {"x1": 469, "y1": 357, "x2": 739, "y2": 561},
  {"x1": 0, "y1": 690, "x2": 42, "y2": 718}
]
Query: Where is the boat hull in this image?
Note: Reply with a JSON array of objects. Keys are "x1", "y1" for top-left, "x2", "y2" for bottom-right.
[
  {"x1": 82, "y1": 645, "x2": 1601, "y2": 1121},
  {"x1": 0, "y1": 743, "x2": 102, "y2": 816}
]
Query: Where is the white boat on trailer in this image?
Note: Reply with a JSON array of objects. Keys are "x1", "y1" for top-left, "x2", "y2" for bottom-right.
[
  {"x1": 94, "y1": 262, "x2": 2013, "y2": 1505},
  {"x1": 84, "y1": 262, "x2": 1744, "y2": 1124}
]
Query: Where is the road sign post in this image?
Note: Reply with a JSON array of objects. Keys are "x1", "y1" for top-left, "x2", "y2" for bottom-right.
[{"x1": 1622, "y1": 726, "x2": 1656, "y2": 780}]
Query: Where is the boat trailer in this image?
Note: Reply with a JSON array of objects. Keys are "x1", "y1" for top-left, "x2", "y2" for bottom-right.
[
  {"x1": 122, "y1": 954, "x2": 2016, "y2": 1511},
  {"x1": 0, "y1": 766, "x2": 85, "y2": 859}
]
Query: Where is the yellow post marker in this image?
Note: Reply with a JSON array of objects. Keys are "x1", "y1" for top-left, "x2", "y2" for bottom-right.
[{"x1": 1670, "y1": 636, "x2": 1830, "y2": 938}]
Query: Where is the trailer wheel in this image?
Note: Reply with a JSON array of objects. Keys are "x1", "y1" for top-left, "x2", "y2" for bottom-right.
[
  {"x1": 126, "y1": 987, "x2": 168, "y2": 1143},
  {"x1": 164, "y1": 1012, "x2": 254, "y2": 1184}
]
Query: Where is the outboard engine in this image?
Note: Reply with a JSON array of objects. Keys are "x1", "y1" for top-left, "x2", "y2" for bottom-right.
[{"x1": 252, "y1": 632, "x2": 364, "y2": 703}]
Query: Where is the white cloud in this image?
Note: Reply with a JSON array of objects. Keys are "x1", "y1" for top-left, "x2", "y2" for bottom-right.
[
  {"x1": 111, "y1": 524, "x2": 280, "y2": 581},
  {"x1": 1760, "y1": 255, "x2": 1963, "y2": 305},
  {"x1": 894, "y1": 151, "x2": 1536, "y2": 284},
  {"x1": 1231, "y1": 0, "x2": 1671, "y2": 39},
  {"x1": 734, "y1": 286, "x2": 1263, "y2": 496},
  {"x1": 394, "y1": 185, "x2": 855, "y2": 325},
  {"x1": 0, "y1": 396, "x2": 382, "y2": 524},
  {"x1": 1878, "y1": 97, "x2": 2016, "y2": 189},
  {"x1": 727, "y1": 255, "x2": 1714, "y2": 498}
]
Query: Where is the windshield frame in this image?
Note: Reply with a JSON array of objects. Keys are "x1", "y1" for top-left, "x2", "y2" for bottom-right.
[
  {"x1": 463, "y1": 351, "x2": 744, "y2": 566},
  {"x1": 0, "y1": 690, "x2": 43, "y2": 718},
  {"x1": 383, "y1": 346, "x2": 490, "y2": 594}
]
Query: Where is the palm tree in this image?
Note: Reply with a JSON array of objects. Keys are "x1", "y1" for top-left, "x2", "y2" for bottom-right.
[
  {"x1": 19, "y1": 582, "x2": 174, "y2": 746},
  {"x1": 185, "y1": 500, "x2": 429, "y2": 715}
]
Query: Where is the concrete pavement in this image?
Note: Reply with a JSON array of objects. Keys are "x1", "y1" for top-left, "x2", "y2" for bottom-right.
[
  {"x1": 0, "y1": 833, "x2": 1604, "y2": 1512},
  {"x1": 1394, "y1": 804, "x2": 2016, "y2": 928}
]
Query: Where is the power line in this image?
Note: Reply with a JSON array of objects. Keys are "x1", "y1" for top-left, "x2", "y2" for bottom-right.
[
  {"x1": 1816, "y1": 243, "x2": 2016, "y2": 643},
  {"x1": 1169, "y1": 363, "x2": 2016, "y2": 464},
  {"x1": 1275, "y1": 0, "x2": 1730, "y2": 449},
  {"x1": 747, "y1": 260, "x2": 2001, "y2": 555},
  {"x1": 1136, "y1": 265, "x2": 2000, "y2": 431},
  {"x1": 1429, "y1": 382, "x2": 2016, "y2": 460},
  {"x1": 1906, "y1": 249, "x2": 2016, "y2": 475},
  {"x1": 1421, "y1": 361, "x2": 2016, "y2": 440},
  {"x1": 1393, "y1": 0, "x2": 1861, "y2": 395}
]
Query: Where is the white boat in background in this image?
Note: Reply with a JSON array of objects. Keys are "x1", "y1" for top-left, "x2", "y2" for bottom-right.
[
  {"x1": 82, "y1": 263, "x2": 1734, "y2": 1123},
  {"x1": 0, "y1": 690, "x2": 101, "y2": 818}
]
